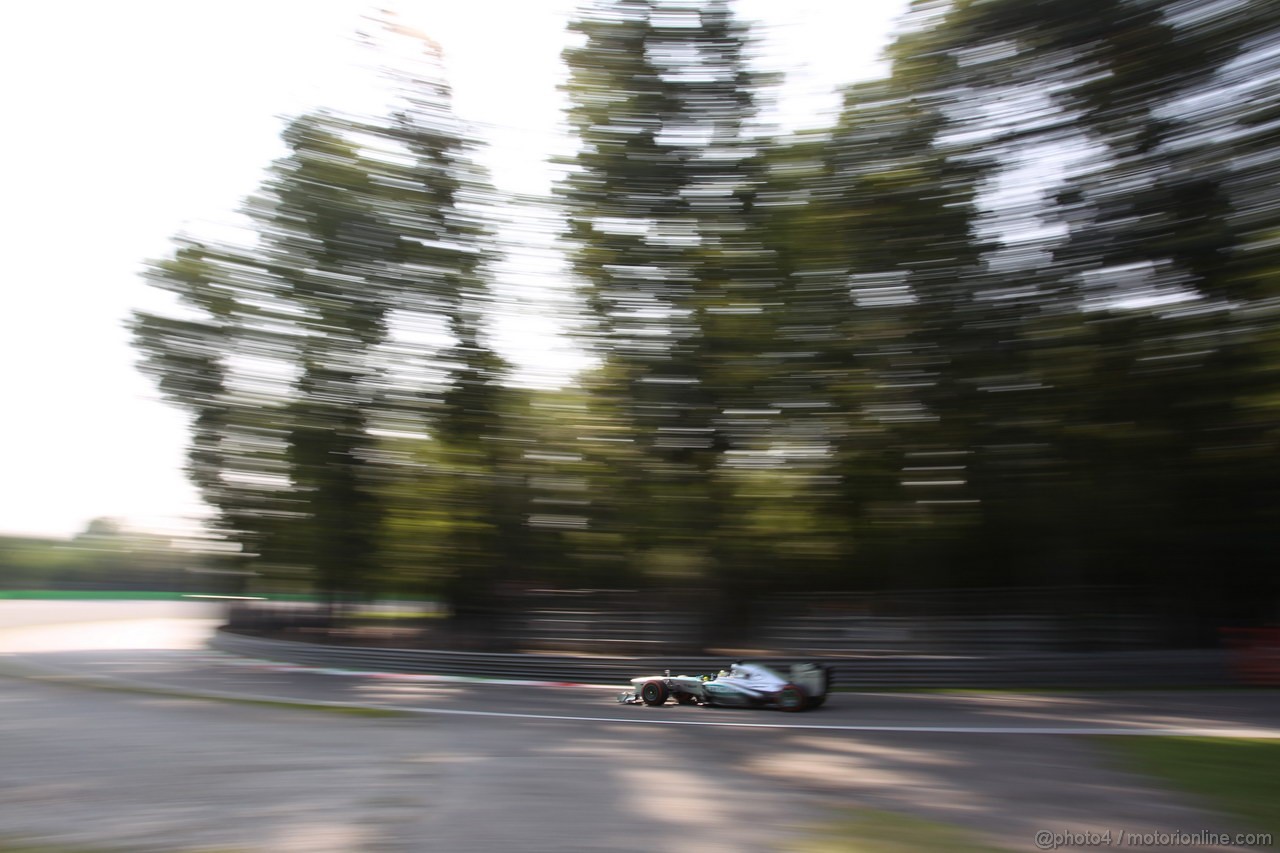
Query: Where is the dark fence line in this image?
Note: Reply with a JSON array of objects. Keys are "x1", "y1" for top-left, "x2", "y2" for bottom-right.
[
  {"x1": 751, "y1": 614, "x2": 1162, "y2": 656},
  {"x1": 211, "y1": 628, "x2": 1241, "y2": 688},
  {"x1": 223, "y1": 588, "x2": 1168, "y2": 656}
]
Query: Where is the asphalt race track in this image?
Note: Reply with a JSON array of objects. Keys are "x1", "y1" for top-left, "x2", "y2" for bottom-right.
[
  {"x1": 2, "y1": 602, "x2": 1277, "y2": 852},
  {"x1": 11, "y1": 646, "x2": 1280, "y2": 738}
]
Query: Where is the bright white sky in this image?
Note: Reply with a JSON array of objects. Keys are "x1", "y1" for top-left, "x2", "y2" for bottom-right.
[{"x1": 1, "y1": 0, "x2": 907, "y2": 540}]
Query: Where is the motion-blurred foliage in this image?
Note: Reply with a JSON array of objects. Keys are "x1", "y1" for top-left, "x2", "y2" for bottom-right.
[
  {"x1": 133, "y1": 1, "x2": 1280, "y2": 643},
  {"x1": 0, "y1": 519, "x2": 232, "y2": 594}
]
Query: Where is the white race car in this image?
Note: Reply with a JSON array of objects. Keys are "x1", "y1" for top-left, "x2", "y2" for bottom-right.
[{"x1": 617, "y1": 661, "x2": 829, "y2": 712}]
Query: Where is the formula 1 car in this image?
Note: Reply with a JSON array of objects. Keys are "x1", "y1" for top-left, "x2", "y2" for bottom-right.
[{"x1": 617, "y1": 661, "x2": 830, "y2": 712}]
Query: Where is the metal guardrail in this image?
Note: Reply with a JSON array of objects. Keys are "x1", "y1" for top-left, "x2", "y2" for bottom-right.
[{"x1": 211, "y1": 628, "x2": 1235, "y2": 688}]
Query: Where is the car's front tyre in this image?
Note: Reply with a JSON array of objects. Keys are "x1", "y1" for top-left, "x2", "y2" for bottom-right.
[{"x1": 640, "y1": 680, "x2": 669, "y2": 706}]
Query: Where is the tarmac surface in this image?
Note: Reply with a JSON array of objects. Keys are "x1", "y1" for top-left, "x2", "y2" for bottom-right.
[{"x1": 1, "y1": 603, "x2": 1277, "y2": 852}]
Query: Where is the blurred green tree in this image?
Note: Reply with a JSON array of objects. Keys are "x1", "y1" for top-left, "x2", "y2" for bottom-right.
[
  {"x1": 748, "y1": 3, "x2": 998, "y2": 593},
  {"x1": 930, "y1": 0, "x2": 1280, "y2": 634},
  {"x1": 746, "y1": 0, "x2": 1280, "y2": 637},
  {"x1": 557, "y1": 0, "x2": 787, "y2": 638},
  {"x1": 127, "y1": 0, "x2": 1280, "y2": 643},
  {"x1": 133, "y1": 17, "x2": 515, "y2": 603}
]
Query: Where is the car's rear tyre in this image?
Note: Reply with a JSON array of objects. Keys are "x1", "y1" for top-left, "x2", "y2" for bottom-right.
[
  {"x1": 640, "y1": 680, "x2": 669, "y2": 706},
  {"x1": 804, "y1": 665, "x2": 830, "y2": 709},
  {"x1": 776, "y1": 684, "x2": 806, "y2": 712},
  {"x1": 675, "y1": 692, "x2": 698, "y2": 705}
]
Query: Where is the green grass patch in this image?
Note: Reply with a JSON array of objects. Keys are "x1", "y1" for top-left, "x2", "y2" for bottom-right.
[
  {"x1": 1105, "y1": 737, "x2": 1280, "y2": 837},
  {"x1": 785, "y1": 808, "x2": 1007, "y2": 852},
  {"x1": 354, "y1": 609, "x2": 445, "y2": 620},
  {"x1": 837, "y1": 686, "x2": 1270, "y2": 694}
]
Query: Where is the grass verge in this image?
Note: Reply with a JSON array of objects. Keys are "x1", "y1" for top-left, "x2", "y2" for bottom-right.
[
  {"x1": 835, "y1": 686, "x2": 1270, "y2": 694},
  {"x1": 784, "y1": 808, "x2": 1007, "y2": 852},
  {"x1": 1105, "y1": 737, "x2": 1280, "y2": 838}
]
